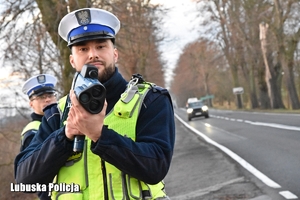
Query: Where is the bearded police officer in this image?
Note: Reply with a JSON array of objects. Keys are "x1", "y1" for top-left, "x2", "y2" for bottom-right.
[{"x1": 15, "y1": 8, "x2": 175, "y2": 200}]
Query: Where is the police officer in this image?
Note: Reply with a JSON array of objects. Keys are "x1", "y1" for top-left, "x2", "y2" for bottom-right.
[
  {"x1": 15, "y1": 8, "x2": 175, "y2": 200},
  {"x1": 20, "y1": 74, "x2": 57, "y2": 151}
]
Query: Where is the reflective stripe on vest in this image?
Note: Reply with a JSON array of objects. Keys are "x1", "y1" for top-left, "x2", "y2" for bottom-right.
[{"x1": 52, "y1": 81, "x2": 167, "y2": 200}]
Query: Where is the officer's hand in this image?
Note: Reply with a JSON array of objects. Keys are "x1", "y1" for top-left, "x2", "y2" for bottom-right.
[
  {"x1": 65, "y1": 118, "x2": 82, "y2": 141},
  {"x1": 68, "y1": 90, "x2": 107, "y2": 142}
]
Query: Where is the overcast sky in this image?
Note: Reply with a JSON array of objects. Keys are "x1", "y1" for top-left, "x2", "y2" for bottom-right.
[{"x1": 152, "y1": 0, "x2": 200, "y2": 87}]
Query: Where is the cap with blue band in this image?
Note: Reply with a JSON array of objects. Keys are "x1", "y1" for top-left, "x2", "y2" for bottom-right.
[
  {"x1": 27, "y1": 83, "x2": 55, "y2": 97},
  {"x1": 68, "y1": 24, "x2": 115, "y2": 39},
  {"x1": 22, "y1": 74, "x2": 57, "y2": 99},
  {"x1": 58, "y1": 8, "x2": 120, "y2": 46}
]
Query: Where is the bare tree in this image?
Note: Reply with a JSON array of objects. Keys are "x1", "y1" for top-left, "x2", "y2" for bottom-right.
[
  {"x1": 109, "y1": 0, "x2": 166, "y2": 85},
  {"x1": 170, "y1": 38, "x2": 225, "y2": 107},
  {"x1": 271, "y1": 0, "x2": 300, "y2": 109},
  {"x1": 194, "y1": 0, "x2": 298, "y2": 109},
  {"x1": 260, "y1": 23, "x2": 277, "y2": 108}
]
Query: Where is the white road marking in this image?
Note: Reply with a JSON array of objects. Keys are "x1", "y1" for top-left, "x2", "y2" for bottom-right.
[
  {"x1": 184, "y1": 111, "x2": 299, "y2": 199},
  {"x1": 211, "y1": 114, "x2": 300, "y2": 132},
  {"x1": 175, "y1": 113, "x2": 281, "y2": 189},
  {"x1": 279, "y1": 191, "x2": 298, "y2": 199},
  {"x1": 247, "y1": 121, "x2": 300, "y2": 131}
]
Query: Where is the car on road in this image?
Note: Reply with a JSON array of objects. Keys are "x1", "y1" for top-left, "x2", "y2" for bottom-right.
[{"x1": 186, "y1": 100, "x2": 209, "y2": 121}]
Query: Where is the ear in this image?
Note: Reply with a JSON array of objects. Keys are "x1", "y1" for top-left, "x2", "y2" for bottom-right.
[
  {"x1": 114, "y1": 48, "x2": 118, "y2": 63},
  {"x1": 29, "y1": 100, "x2": 34, "y2": 109},
  {"x1": 69, "y1": 55, "x2": 76, "y2": 69}
]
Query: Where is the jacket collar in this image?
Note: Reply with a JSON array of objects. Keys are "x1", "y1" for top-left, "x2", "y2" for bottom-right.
[{"x1": 103, "y1": 67, "x2": 127, "y2": 112}]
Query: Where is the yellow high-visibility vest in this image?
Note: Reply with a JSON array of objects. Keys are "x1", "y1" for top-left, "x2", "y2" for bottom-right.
[{"x1": 52, "y1": 82, "x2": 167, "y2": 200}]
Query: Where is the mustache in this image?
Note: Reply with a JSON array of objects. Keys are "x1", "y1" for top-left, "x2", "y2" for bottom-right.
[{"x1": 87, "y1": 59, "x2": 105, "y2": 65}]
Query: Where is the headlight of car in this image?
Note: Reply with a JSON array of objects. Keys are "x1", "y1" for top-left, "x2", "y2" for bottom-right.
[
  {"x1": 187, "y1": 108, "x2": 193, "y2": 114},
  {"x1": 202, "y1": 105, "x2": 208, "y2": 111}
]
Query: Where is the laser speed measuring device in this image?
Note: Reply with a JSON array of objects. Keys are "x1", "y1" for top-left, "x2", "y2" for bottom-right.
[{"x1": 71, "y1": 64, "x2": 106, "y2": 152}]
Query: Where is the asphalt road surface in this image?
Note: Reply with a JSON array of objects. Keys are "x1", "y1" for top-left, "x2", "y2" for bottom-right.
[{"x1": 164, "y1": 108, "x2": 300, "y2": 200}]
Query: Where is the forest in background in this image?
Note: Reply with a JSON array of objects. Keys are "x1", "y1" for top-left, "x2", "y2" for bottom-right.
[{"x1": 171, "y1": 0, "x2": 300, "y2": 110}]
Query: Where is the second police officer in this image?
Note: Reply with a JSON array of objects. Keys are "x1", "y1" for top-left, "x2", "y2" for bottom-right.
[{"x1": 20, "y1": 74, "x2": 57, "y2": 151}]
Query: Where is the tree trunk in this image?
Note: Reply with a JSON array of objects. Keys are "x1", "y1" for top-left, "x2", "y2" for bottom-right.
[
  {"x1": 35, "y1": 0, "x2": 92, "y2": 95},
  {"x1": 272, "y1": 0, "x2": 300, "y2": 109},
  {"x1": 281, "y1": 58, "x2": 300, "y2": 109},
  {"x1": 259, "y1": 23, "x2": 274, "y2": 108}
]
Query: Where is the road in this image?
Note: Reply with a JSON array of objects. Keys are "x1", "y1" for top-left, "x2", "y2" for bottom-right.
[{"x1": 170, "y1": 108, "x2": 300, "y2": 199}]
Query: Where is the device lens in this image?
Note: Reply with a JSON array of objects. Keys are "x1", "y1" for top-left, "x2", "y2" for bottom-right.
[
  {"x1": 79, "y1": 93, "x2": 90, "y2": 103},
  {"x1": 92, "y1": 86, "x2": 102, "y2": 97},
  {"x1": 89, "y1": 70, "x2": 98, "y2": 79},
  {"x1": 89, "y1": 100, "x2": 100, "y2": 111}
]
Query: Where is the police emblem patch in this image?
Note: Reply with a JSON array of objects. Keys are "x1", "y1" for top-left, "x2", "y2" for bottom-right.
[
  {"x1": 37, "y1": 75, "x2": 46, "y2": 84},
  {"x1": 75, "y1": 9, "x2": 91, "y2": 25}
]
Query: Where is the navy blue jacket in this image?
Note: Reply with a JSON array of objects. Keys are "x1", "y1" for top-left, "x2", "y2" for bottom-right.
[{"x1": 14, "y1": 68, "x2": 175, "y2": 197}]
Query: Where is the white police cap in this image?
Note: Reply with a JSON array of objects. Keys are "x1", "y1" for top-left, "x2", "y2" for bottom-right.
[
  {"x1": 22, "y1": 74, "x2": 57, "y2": 98},
  {"x1": 58, "y1": 8, "x2": 121, "y2": 46}
]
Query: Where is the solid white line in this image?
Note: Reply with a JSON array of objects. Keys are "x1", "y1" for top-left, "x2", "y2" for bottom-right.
[
  {"x1": 210, "y1": 108, "x2": 300, "y2": 117},
  {"x1": 175, "y1": 113, "x2": 282, "y2": 189},
  {"x1": 248, "y1": 122, "x2": 300, "y2": 131},
  {"x1": 215, "y1": 115, "x2": 300, "y2": 132},
  {"x1": 279, "y1": 191, "x2": 298, "y2": 199}
]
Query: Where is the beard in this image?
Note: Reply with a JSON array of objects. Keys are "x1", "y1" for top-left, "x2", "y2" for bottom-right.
[
  {"x1": 84, "y1": 58, "x2": 115, "y2": 83},
  {"x1": 98, "y1": 62, "x2": 115, "y2": 83}
]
